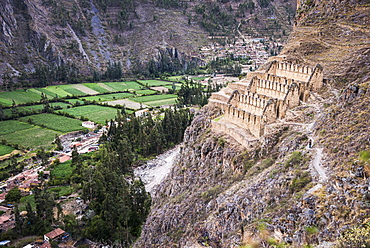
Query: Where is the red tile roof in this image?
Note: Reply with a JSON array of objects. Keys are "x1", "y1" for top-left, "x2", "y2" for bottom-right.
[
  {"x1": 44, "y1": 228, "x2": 65, "y2": 239},
  {"x1": 59, "y1": 155, "x2": 71, "y2": 163}
]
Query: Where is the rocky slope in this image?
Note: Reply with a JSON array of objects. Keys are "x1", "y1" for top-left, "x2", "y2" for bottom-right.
[
  {"x1": 0, "y1": 0, "x2": 296, "y2": 82},
  {"x1": 135, "y1": 1, "x2": 370, "y2": 247}
]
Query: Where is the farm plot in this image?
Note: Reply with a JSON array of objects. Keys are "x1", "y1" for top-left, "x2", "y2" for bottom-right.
[
  {"x1": 138, "y1": 80, "x2": 172, "y2": 87},
  {"x1": 36, "y1": 86, "x2": 70, "y2": 98},
  {"x1": 19, "y1": 114, "x2": 86, "y2": 133},
  {"x1": 0, "y1": 144, "x2": 15, "y2": 156},
  {"x1": 58, "y1": 85, "x2": 86, "y2": 96},
  {"x1": 59, "y1": 105, "x2": 121, "y2": 124},
  {"x1": 135, "y1": 89, "x2": 157, "y2": 95},
  {"x1": 3, "y1": 102, "x2": 72, "y2": 118},
  {"x1": 130, "y1": 94, "x2": 177, "y2": 103},
  {"x1": 83, "y1": 83, "x2": 111, "y2": 94},
  {"x1": 79, "y1": 92, "x2": 134, "y2": 102},
  {"x1": 164, "y1": 83, "x2": 182, "y2": 90},
  {"x1": 0, "y1": 125, "x2": 60, "y2": 150},
  {"x1": 104, "y1": 81, "x2": 143, "y2": 91},
  {"x1": 71, "y1": 84, "x2": 98, "y2": 95},
  {"x1": 0, "y1": 120, "x2": 34, "y2": 135},
  {"x1": 65, "y1": 99, "x2": 84, "y2": 105},
  {"x1": 150, "y1": 87, "x2": 169, "y2": 93},
  {"x1": 144, "y1": 98, "x2": 178, "y2": 107},
  {"x1": 0, "y1": 90, "x2": 43, "y2": 106},
  {"x1": 166, "y1": 76, "x2": 186, "y2": 82},
  {"x1": 104, "y1": 99, "x2": 147, "y2": 110}
]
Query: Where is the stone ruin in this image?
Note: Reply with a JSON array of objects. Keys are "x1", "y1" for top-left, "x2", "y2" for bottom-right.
[{"x1": 209, "y1": 59, "x2": 323, "y2": 148}]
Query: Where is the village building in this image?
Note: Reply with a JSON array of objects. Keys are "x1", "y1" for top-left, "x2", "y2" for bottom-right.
[
  {"x1": 81, "y1": 121, "x2": 95, "y2": 129},
  {"x1": 44, "y1": 228, "x2": 68, "y2": 242}
]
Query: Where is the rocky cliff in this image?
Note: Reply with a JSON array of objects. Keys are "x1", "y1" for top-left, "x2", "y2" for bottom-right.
[
  {"x1": 0, "y1": 0, "x2": 296, "y2": 82},
  {"x1": 135, "y1": 1, "x2": 370, "y2": 247}
]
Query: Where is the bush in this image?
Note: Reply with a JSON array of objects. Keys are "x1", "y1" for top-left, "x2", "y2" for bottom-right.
[{"x1": 285, "y1": 151, "x2": 304, "y2": 168}]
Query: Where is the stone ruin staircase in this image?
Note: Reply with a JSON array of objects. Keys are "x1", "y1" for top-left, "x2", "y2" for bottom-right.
[{"x1": 208, "y1": 59, "x2": 323, "y2": 149}]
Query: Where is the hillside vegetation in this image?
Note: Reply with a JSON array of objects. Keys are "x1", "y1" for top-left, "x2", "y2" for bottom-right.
[{"x1": 135, "y1": 0, "x2": 370, "y2": 247}]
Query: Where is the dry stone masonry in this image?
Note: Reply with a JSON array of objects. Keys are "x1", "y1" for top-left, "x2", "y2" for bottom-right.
[{"x1": 209, "y1": 59, "x2": 323, "y2": 147}]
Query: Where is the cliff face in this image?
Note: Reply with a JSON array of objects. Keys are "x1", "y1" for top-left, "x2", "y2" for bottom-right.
[
  {"x1": 135, "y1": 1, "x2": 370, "y2": 247},
  {"x1": 0, "y1": 0, "x2": 296, "y2": 82}
]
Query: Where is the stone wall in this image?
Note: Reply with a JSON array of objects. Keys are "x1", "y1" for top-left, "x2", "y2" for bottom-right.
[{"x1": 208, "y1": 59, "x2": 323, "y2": 140}]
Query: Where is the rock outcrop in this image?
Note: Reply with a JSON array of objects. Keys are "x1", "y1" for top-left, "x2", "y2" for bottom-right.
[{"x1": 135, "y1": 1, "x2": 370, "y2": 247}]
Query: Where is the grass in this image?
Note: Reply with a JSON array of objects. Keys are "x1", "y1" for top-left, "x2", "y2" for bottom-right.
[
  {"x1": 3, "y1": 102, "x2": 72, "y2": 118},
  {"x1": 166, "y1": 76, "x2": 186, "y2": 82},
  {"x1": 138, "y1": 80, "x2": 172, "y2": 87},
  {"x1": 65, "y1": 99, "x2": 84, "y2": 105},
  {"x1": 0, "y1": 126, "x2": 60, "y2": 150},
  {"x1": 51, "y1": 160, "x2": 74, "y2": 180},
  {"x1": 19, "y1": 114, "x2": 86, "y2": 133},
  {"x1": 19, "y1": 194, "x2": 35, "y2": 211},
  {"x1": 0, "y1": 144, "x2": 15, "y2": 156},
  {"x1": 79, "y1": 92, "x2": 134, "y2": 102},
  {"x1": 190, "y1": 76, "x2": 207, "y2": 81},
  {"x1": 59, "y1": 105, "x2": 120, "y2": 124},
  {"x1": 58, "y1": 85, "x2": 86, "y2": 96},
  {"x1": 37, "y1": 86, "x2": 71, "y2": 98},
  {"x1": 48, "y1": 185, "x2": 75, "y2": 197},
  {"x1": 135, "y1": 89, "x2": 157, "y2": 95},
  {"x1": 130, "y1": 94, "x2": 177, "y2": 103},
  {"x1": 145, "y1": 98, "x2": 178, "y2": 107},
  {"x1": 0, "y1": 120, "x2": 34, "y2": 135},
  {"x1": 0, "y1": 90, "x2": 42, "y2": 106},
  {"x1": 105, "y1": 81, "x2": 143, "y2": 91},
  {"x1": 83, "y1": 83, "x2": 111, "y2": 94}
]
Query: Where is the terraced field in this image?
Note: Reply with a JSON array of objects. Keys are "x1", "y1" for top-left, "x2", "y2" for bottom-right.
[
  {"x1": 59, "y1": 105, "x2": 122, "y2": 124},
  {"x1": 2, "y1": 102, "x2": 72, "y2": 118},
  {"x1": 0, "y1": 120, "x2": 60, "y2": 150},
  {"x1": 138, "y1": 80, "x2": 172, "y2": 87},
  {"x1": 0, "y1": 144, "x2": 15, "y2": 156},
  {"x1": 19, "y1": 114, "x2": 86, "y2": 133},
  {"x1": 79, "y1": 92, "x2": 134, "y2": 102},
  {"x1": 130, "y1": 94, "x2": 177, "y2": 103}
]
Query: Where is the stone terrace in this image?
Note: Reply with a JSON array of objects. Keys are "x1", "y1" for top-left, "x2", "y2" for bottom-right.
[{"x1": 208, "y1": 59, "x2": 323, "y2": 148}]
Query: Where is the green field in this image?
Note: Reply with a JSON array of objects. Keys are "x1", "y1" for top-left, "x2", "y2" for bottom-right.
[
  {"x1": 0, "y1": 90, "x2": 43, "y2": 107},
  {"x1": 138, "y1": 80, "x2": 172, "y2": 87},
  {"x1": 19, "y1": 114, "x2": 85, "y2": 133},
  {"x1": 79, "y1": 92, "x2": 134, "y2": 102},
  {"x1": 58, "y1": 85, "x2": 86, "y2": 96},
  {"x1": 0, "y1": 126, "x2": 60, "y2": 150},
  {"x1": 104, "y1": 81, "x2": 143, "y2": 91},
  {"x1": 50, "y1": 160, "x2": 75, "y2": 183},
  {"x1": 145, "y1": 98, "x2": 178, "y2": 107},
  {"x1": 135, "y1": 89, "x2": 157, "y2": 95},
  {"x1": 166, "y1": 76, "x2": 186, "y2": 82},
  {"x1": 0, "y1": 144, "x2": 15, "y2": 156},
  {"x1": 36, "y1": 86, "x2": 71, "y2": 98},
  {"x1": 0, "y1": 120, "x2": 34, "y2": 135},
  {"x1": 190, "y1": 76, "x2": 207, "y2": 81},
  {"x1": 59, "y1": 105, "x2": 120, "y2": 124},
  {"x1": 83, "y1": 83, "x2": 111, "y2": 94},
  {"x1": 3, "y1": 102, "x2": 72, "y2": 118},
  {"x1": 65, "y1": 99, "x2": 83, "y2": 105},
  {"x1": 130, "y1": 94, "x2": 177, "y2": 103}
]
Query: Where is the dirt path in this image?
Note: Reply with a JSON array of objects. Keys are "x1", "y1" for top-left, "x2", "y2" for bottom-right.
[
  {"x1": 312, "y1": 148, "x2": 328, "y2": 182},
  {"x1": 134, "y1": 146, "x2": 180, "y2": 193}
]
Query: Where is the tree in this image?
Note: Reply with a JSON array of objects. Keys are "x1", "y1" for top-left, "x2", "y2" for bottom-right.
[
  {"x1": 5, "y1": 187, "x2": 22, "y2": 203},
  {"x1": 0, "y1": 107, "x2": 4, "y2": 121},
  {"x1": 53, "y1": 135, "x2": 63, "y2": 151}
]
